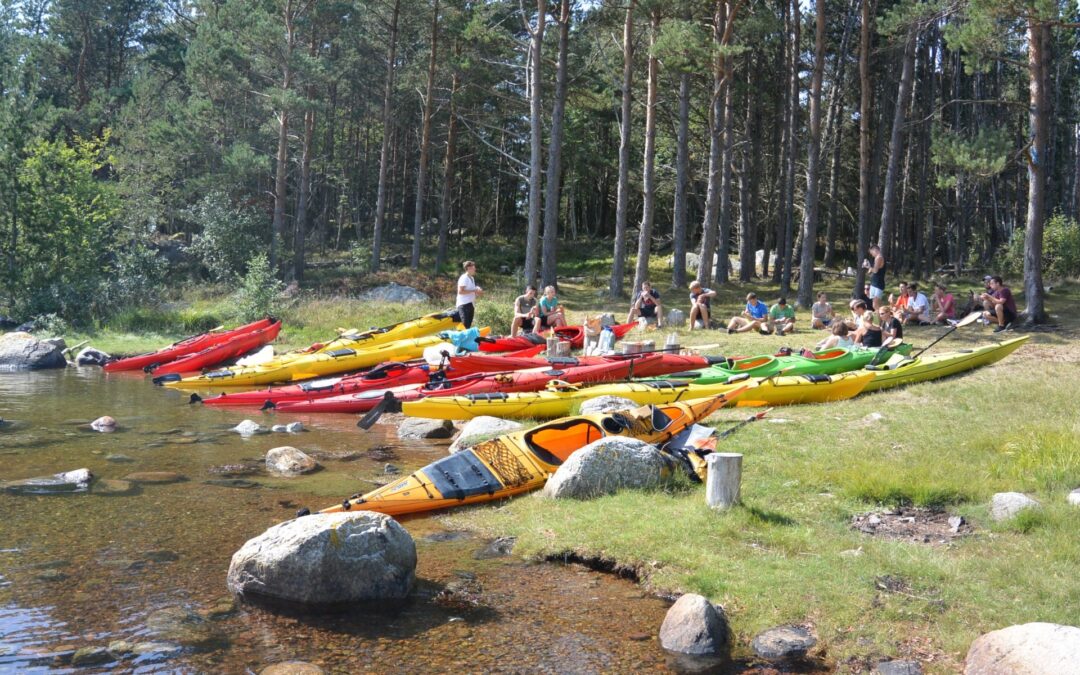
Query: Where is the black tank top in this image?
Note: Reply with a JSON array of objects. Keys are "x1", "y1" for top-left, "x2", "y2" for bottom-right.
[{"x1": 870, "y1": 258, "x2": 886, "y2": 289}]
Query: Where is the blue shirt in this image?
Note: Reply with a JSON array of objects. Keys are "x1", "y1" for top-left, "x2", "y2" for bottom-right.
[{"x1": 746, "y1": 301, "x2": 768, "y2": 320}]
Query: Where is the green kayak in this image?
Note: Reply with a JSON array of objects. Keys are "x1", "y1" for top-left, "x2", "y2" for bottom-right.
[{"x1": 679, "y1": 344, "x2": 913, "y2": 384}]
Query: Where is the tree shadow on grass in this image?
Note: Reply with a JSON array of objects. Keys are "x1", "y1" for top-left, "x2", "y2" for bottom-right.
[{"x1": 744, "y1": 505, "x2": 797, "y2": 527}]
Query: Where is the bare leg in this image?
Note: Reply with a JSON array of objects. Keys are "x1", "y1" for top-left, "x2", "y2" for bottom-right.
[
  {"x1": 689, "y1": 305, "x2": 701, "y2": 329},
  {"x1": 511, "y1": 316, "x2": 523, "y2": 336}
]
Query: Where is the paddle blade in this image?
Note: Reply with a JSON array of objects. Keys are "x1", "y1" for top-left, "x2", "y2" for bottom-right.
[
  {"x1": 260, "y1": 400, "x2": 276, "y2": 411},
  {"x1": 152, "y1": 373, "x2": 182, "y2": 385},
  {"x1": 188, "y1": 393, "x2": 202, "y2": 405},
  {"x1": 357, "y1": 391, "x2": 401, "y2": 430},
  {"x1": 956, "y1": 311, "x2": 983, "y2": 328}
]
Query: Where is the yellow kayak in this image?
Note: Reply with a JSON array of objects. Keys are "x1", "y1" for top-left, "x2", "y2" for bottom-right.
[
  {"x1": 863, "y1": 336, "x2": 1029, "y2": 393},
  {"x1": 165, "y1": 328, "x2": 489, "y2": 388},
  {"x1": 320, "y1": 391, "x2": 745, "y2": 517},
  {"x1": 401, "y1": 371, "x2": 872, "y2": 420}
]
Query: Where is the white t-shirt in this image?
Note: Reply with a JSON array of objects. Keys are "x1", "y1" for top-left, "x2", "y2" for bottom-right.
[
  {"x1": 908, "y1": 292, "x2": 930, "y2": 321},
  {"x1": 456, "y1": 273, "x2": 477, "y2": 306}
]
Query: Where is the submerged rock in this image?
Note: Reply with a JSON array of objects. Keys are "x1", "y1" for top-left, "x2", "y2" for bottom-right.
[
  {"x1": 105, "y1": 454, "x2": 135, "y2": 463},
  {"x1": 260, "y1": 662, "x2": 326, "y2": 675},
  {"x1": 233, "y1": 420, "x2": 267, "y2": 436},
  {"x1": 70, "y1": 646, "x2": 112, "y2": 667},
  {"x1": 204, "y1": 478, "x2": 260, "y2": 489},
  {"x1": 90, "y1": 416, "x2": 117, "y2": 432},
  {"x1": 1, "y1": 468, "x2": 92, "y2": 495},
  {"x1": 285, "y1": 422, "x2": 304, "y2": 433},
  {"x1": 92, "y1": 479, "x2": 138, "y2": 496},
  {"x1": 751, "y1": 625, "x2": 817, "y2": 661},
  {"x1": 990, "y1": 492, "x2": 1041, "y2": 521},
  {"x1": 130, "y1": 641, "x2": 183, "y2": 658},
  {"x1": 265, "y1": 446, "x2": 318, "y2": 476},
  {"x1": 397, "y1": 417, "x2": 454, "y2": 440},
  {"x1": 145, "y1": 606, "x2": 227, "y2": 650},
  {"x1": 473, "y1": 536, "x2": 516, "y2": 560},
  {"x1": 0, "y1": 331, "x2": 67, "y2": 369},
  {"x1": 965, "y1": 623, "x2": 1080, "y2": 674},
  {"x1": 659, "y1": 593, "x2": 731, "y2": 657},
  {"x1": 544, "y1": 438, "x2": 670, "y2": 500},
  {"x1": 227, "y1": 512, "x2": 416, "y2": 606},
  {"x1": 123, "y1": 471, "x2": 187, "y2": 484},
  {"x1": 447, "y1": 416, "x2": 524, "y2": 453},
  {"x1": 875, "y1": 660, "x2": 923, "y2": 675}
]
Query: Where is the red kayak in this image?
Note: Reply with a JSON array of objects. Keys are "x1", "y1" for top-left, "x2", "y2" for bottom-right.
[
  {"x1": 449, "y1": 351, "x2": 715, "y2": 378},
  {"x1": 103, "y1": 318, "x2": 277, "y2": 372},
  {"x1": 274, "y1": 355, "x2": 662, "y2": 414},
  {"x1": 477, "y1": 323, "x2": 637, "y2": 353},
  {"x1": 150, "y1": 320, "x2": 283, "y2": 376}
]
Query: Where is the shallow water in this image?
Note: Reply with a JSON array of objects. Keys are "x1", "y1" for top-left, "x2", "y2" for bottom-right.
[{"x1": 0, "y1": 368, "x2": 678, "y2": 673}]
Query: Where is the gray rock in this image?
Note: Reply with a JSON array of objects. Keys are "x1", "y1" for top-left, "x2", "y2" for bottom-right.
[
  {"x1": 384, "y1": 463, "x2": 400, "y2": 474},
  {"x1": 90, "y1": 416, "x2": 117, "y2": 432},
  {"x1": 36, "y1": 569, "x2": 68, "y2": 582},
  {"x1": 0, "y1": 332, "x2": 67, "y2": 369},
  {"x1": 579, "y1": 396, "x2": 638, "y2": 415},
  {"x1": 70, "y1": 646, "x2": 112, "y2": 666},
  {"x1": 105, "y1": 454, "x2": 135, "y2": 463},
  {"x1": 106, "y1": 640, "x2": 134, "y2": 657},
  {"x1": 397, "y1": 417, "x2": 454, "y2": 440},
  {"x1": 875, "y1": 660, "x2": 923, "y2": 675},
  {"x1": 130, "y1": 641, "x2": 183, "y2": 658},
  {"x1": 1067, "y1": 488, "x2": 1080, "y2": 506},
  {"x1": 226, "y1": 512, "x2": 416, "y2": 606},
  {"x1": 92, "y1": 479, "x2": 138, "y2": 496},
  {"x1": 473, "y1": 536, "x2": 516, "y2": 560},
  {"x1": 964, "y1": 622, "x2": 1080, "y2": 674},
  {"x1": 659, "y1": 593, "x2": 731, "y2": 657},
  {"x1": 271, "y1": 424, "x2": 288, "y2": 433},
  {"x1": 233, "y1": 420, "x2": 267, "y2": 436},
  {"x1": 358, "y1": 282, "x2": 430, "y2": 304},
  {"x1": 948, "y1": 515, "x2": 965, "y2": 533},
  {"x1": 544, "y1": 437, "x2": 670, "y2": 500},
  {"x1": 260, "y1": 662, "x2": 327, "y2": 675},
  {"x1": 145, "y1": 606, "x2": 227, "y2": 650},
  {"x1": 1, "y1": 468, "x2": 92, "y2": 495},
  {"x1": 144, "y1": 550, "x2": 179, "y2": 563},
  {"x1": 990, "y1": 492, "x2": 1041, "y2": 521},
  {"x1": 76, "y1": 347, "x2": 111, "y2": 366},
  {"x1": 751, "y1": 625, "x2": 817, "y2": 660},
  {"x1": 285, "y1": 422, "x2": 304, "y2": 433},
  {"x1": 265, "y1": 446, "x2": 318, "y2": 476},
  {"x1": 447, "y1": 416, "x2": 524, "y2": 453},
  {"x1": 123, "y1": 471, "x2": 187, "y2": 484}
]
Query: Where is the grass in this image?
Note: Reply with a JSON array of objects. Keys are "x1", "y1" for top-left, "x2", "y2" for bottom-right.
[{"x1": 41, "y1": 238, "x2": 1080, "y2": 669}]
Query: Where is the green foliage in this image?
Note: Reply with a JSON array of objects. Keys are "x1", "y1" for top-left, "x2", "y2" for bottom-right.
[
  {"x1": 185, "y1": 191, "x2": 268, "y2": 281},
  {"x1": 102, "y1": 241, "x2": 168, "y2": 309},
  {"x1": 995, "y1": 213, "x2": 1080, "y2": 280},
  {"x1": 475, "y1": 301, "x2": 512, "y2": 335},
  {"x1": 988, "y1": 429, "x2": 1080, "y2": 493},
  {"x1": 931, "y1": 128, "x2": 1011, "y2": 189},
  {"x1": 232, "y1": 253, "x2": 283, "y2": 321}
]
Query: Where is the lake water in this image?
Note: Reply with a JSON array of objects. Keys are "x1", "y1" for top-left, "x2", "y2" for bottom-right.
[{"x1": 0, "y1": 367, "x2": 678, "y2": 673}]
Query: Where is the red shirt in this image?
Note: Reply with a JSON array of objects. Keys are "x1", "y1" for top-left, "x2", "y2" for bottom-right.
[{"x1": 993, "y1": 286, "x2": 1017, "y2": 314}]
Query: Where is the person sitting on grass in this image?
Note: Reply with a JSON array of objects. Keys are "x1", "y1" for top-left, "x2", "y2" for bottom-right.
[
  {"x1": 811, "y1": 291, "x2": 834, "y2": 329},
  {"x1": 511, "y1": 285, "x2": 539, "y2": 336},
  {"x1": 538, "y1": 285, "x2": 567, "y2": 329},
  {"x1": 932, "y1": 282, "x2": 955, "y2": 324},
  {"x1": 980, "y1": 275, "x2": 1017, "y2": 333},
  {"x1": 851, "y1": 300, "x2": 882, "y2": 348},
  {"x1": 727, "y1": 292, "x2": 770, "y2": 334},
  {"x1": 901, "y1": 283, "x2": 931, "y2": 325},
  {"x1": 768, "y1": 297, "x2": 796, "y2": 336},
  {"x1": 889, "y1": 281, "x2": 909, "y2": 310},
  {"x1": 688, "y1": 280, "x2": 716, "y2": 330},
  {"x1": 878, "y1": 305, "x2": 903, "y2": 342},
  {"x1": 627, "y1": 281, "x2": 664, "y2": 328},
  {"x1": 816, "y1": 321, "x2": 853, "y2": 350}
]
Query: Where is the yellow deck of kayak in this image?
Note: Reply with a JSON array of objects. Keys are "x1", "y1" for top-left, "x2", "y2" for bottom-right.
[
  {"x1": 401, "y1": 371, "x2": 872, "y2": 420},
  {"x1": 863, "y1": 336, "x2": 1028, "y2": 393},
  {"x1": 167, "y1": 327, "x2": 488, "y2": 388},
  {"x1": 320, "y1": 393, "x2": 741, "y2": 517}
]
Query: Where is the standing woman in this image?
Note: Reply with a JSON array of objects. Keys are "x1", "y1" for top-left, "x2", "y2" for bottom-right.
[{"x1": 456, "y1": 261, "x2": 483, "y2": 329}]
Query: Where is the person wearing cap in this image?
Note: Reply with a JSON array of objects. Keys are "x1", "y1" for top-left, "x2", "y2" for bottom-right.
[
  {"x1": 767, "y1": 297, "x2": 796, "y2": 335},
  {"x1": 688, "y1": 280, "x2": 716, "y2": 330},
  {"x1": 727, "y1": 292, "x2": 769, "y2": 334}
]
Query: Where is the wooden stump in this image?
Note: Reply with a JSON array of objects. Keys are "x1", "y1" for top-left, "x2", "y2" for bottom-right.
[
  {"x1": 621, "y1": 341, "x2": 642, "y2": 355},
  {"x1": 705, "y1": 453, "x2": 742, "y2": 510},
  {"x1": 555, "y1": 341, "x2": 572, "y2": 357},
  {"x1": 546, "y1": 337, "x2": 560, "y2": 357}
]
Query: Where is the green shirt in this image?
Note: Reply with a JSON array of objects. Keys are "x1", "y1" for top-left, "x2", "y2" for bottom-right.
[
  {"x1": 769, "y1": 304, "x2": 795, "y2": 320},
  {"x1": 539, "y1": 296, "x2": 560, "y2": 316}
]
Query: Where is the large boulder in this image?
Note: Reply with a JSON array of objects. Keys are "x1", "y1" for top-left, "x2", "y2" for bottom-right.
[
  {"x1": 990, "y1": 492, "x2": 1041, "y2": 521},
  {"x1": 397, "y1": 417, "x2": 454, "y2": 440},
  {"x1": 265, "y1": 446, "x2": 318, "y2": 476},
  {"x1": 579, "y1": 396, "x2": 638, "y2": 415},
  {"x1": 0, "y1": 332, "x2": 67, "y2": 369},
  {"x1": 447, "y1": 416, "x2": 524, "y2": 453},
  {"x1": 659, "y1": 593, "x2": 731, "y2": 657},
  {"x1": 1, "y1": 468, "x2": 92, "y2": 495},
  {"x1": 964, "y1": 623, "x2": 1080, "y2": 674},
  {"x1": 359, "y1": 282, "x2": 430, "y2": 304},
  {"x1": 226, "y1": 512, "x2": 416, "y2": 606},
  {"x1": 543, "y1": 437, "x2": 670, "y2": 500}
]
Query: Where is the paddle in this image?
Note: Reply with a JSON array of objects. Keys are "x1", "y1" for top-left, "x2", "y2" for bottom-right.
[
  {"x1": 717, "y1": 408, "x2": 771, "y2": 439},
  {"x1": 356, "y1": 391, "x2": 403, "y2": 430},
  {"x1": 868, "y1": 336, "x2": 904, "y2": 367},
  {"x1": 911, "y1": 311, "x2": 981, "y2": 360}
]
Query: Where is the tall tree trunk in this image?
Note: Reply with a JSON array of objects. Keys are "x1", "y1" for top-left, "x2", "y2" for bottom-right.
[
  {"x1": 632, "y1": 9, "x2": 661, "y2": 292},
  {"x1": 411, "y1": 0, "x2": 440, "y2": 270},
  {"x1": 523, "y1": 0, "x2": 546, "y2": 285},
  {"x1": 876, "y1": 30, "x2": 916, "y2": 261},
  {"x1": 672, "y1": 69, "x2": 691, "y2": 287},
  {"x1": 796, "y1": 0, "x2": 826, "y2": 308},
  {"x1": 822, "y1": 0, "x2": 855, "y2": 268},
  {"x1": 271, "y1": 0, "x2": 299, "y2": 272},
  {"x1": 714, "y1": 55, "x2": 734, "y2": 285},
  {"x1": 370, "y1": 0, "x2": 401, "y2": 271},
  {"x1": 698, "y1": 0, "x2": 727, "y2": 286},
  {"x1": 609, "y1": 2, "x2": 634, "y2": 298},
  {"x1": 854, "y1": 0, "x2": 874, "y2": 296},
  {"x1": 779, "y1": 0, "x2": 800, "y2": 296},
  {"x1": 1073, "y1": 122, "x2": 1080, "y2": 219},
  {"x1": 293, "y1": 102, "x2": 315, "y2": 284},
  {"x1": 435, "y1": 60, "x2": 459, "y2": 275},
  {"x1": 541, "y1": 0, "x2": 571, "y2": 288},
  {"x1": 1023, "y1": 19, "x2": 1048, "y2": 324},
  {"x1": 738, "y1": 52, "x2": 757, "y2": 282}
]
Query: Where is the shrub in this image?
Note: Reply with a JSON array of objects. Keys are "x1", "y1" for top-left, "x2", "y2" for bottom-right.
[
  {"x1": 101, "y1": 241, "x2": 167, "y2": 310},
  {"x1": 994, "y1": 213, "x2": 1080, "y2": 280},
  {"x1": 185, "y1": 191, "x2": 268, "y2": 281},
  {"x1": 474, "y1": 302, "x2": 512, "y2": 335},
  {"x1": 232, "y1": 253, "x2": 284, "y2": 321}
]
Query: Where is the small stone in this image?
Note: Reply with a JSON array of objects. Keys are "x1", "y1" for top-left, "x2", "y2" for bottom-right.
[
  {"x1": 233, "y1": 420, "x2": 266, "y2": 436},
  {"x1": 70, "y1": 646, "x2": 112, "y2": 666},
  {"x1": 659, "y1": 593, "x2": 731, "y2": 657},
  {"x1": 123, "y1": 471, "x2": 187, "y2": 484},
  {"x1": 384, "y1": 463, "x2": 400, "y2": 474},
  {"x1": 1067, "y1": 488, "x2": 1080, "y2": 506},
  {"x1": 90, "y1": 416, "x2": 117, "y2": 432},
  {"x1": 751, "y1": 625, "x2": 817, "y2": 660},
  {"x1": 260, "y1": 661, "x2": 327, "y2": 675},
  {"x1": 93, "y1": 479, "x2": 138, "y2": 496},
  {"x1": 1, "y1": 468, "x2": 92, "y2": 495},
  {"x1": 474, "y1": 536, "x2": 516, "y2": 560},
  {"x1": 271, "y1": 424, "x2": 288, "y2": 433},
  {"x1": 285, "y1": 422, "x2": 304, "y2": 433},
  {"x1": 36, "y1": 569, "x2": 69, "y2": 582},
  {"x1": 130, "y1": 641, "x2": 183, "y2": 658},
  {"x1": 863, "y1": 412, "x2": 885, "y2": 423},
  {"x1": 105, "y1": 454, "x2": 135, "y2": 463},
  {"x1": 397, "y1": 417, "x2": 454, "y2": 440},
  {"x1": 265, "y1": 446, "x2": 318, "y2": 476},
  {"x1": 200, "y1": 597, "x2": 237, "y2": 621},
  {"x1": 107, "y1": 640, "x2": 134, "y2": 657},
  {"x1": 948, "y1": 515, "x2": 965, "y2": 533},
  {"x1": 204, "y1": 478, "x2": 260, "y2": 489},
  {"x1": 144, "y1": 550, "x2": 180, "y2": 563},
  {"x1": 875, "y1": 660, "x2": 923, "y2": 675},
  {"x1": 579, "y1": 396, "x2": 638, "y2": 415},
  {"x1": 145, "y1": 607, "x2": 227, "y2": 650},
  {"x1": 990, "y1": 492, "x2": 1041, "y2": 522},
  {"x1": 868, "y1": 514, "x2": 882, "y2": 526}
]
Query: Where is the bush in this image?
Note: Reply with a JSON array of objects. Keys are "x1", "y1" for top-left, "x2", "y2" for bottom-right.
[
  {"x1": 474, "y1": 302, "x2": 512, "y2": 335},
  {"x1": 994, "y1": 213, "x2": 1080, "y2": 280},
  {"x1": 101, "y1": 241, "x2": 167, "y2": 310},
  {"x1": 185, "y1": 191, "x2": 268, "y2": 281},
  {"x1": 232, "y1": 253, "x2": 284, "y2": 321}
]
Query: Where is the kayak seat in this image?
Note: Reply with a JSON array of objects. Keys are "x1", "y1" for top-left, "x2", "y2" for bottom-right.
[
  {"x1": 523, "y1": 333, "x2": 547, "y2": 345},
  {"x1": 651, "y1": 406, "x2": 673, "y2": 431},
  {"x1": 524, "y1": 420, "x2": 605, "y2": 464},
  {"x1": 325, "y1": 348, "x2": 357, "y2": 358},
  {"x1": 800, "y1": 374, "x2": 832, "y2": 383},
  {"x1": 601, "y1": 414, "x2": 633, "y2": 434}
]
